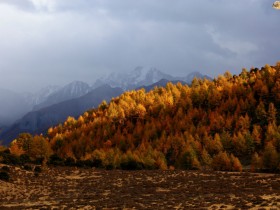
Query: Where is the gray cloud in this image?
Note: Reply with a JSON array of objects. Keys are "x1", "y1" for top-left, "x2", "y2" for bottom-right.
[
  {"x1": 0, "y1": 0, "x2": 30, "y2": 7},
  {"x1": 0, "y1": 0, "x2": 279, "y2": 92}
]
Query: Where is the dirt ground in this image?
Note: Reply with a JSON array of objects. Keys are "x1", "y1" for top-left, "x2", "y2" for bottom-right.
[{"x1": 0, "y1": 164, "x2": 280, "y2": 209}]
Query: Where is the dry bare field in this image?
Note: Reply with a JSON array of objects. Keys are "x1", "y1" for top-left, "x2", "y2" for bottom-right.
[{"x1": 1, "y1": 164, "x2": 280, "y2": 209}]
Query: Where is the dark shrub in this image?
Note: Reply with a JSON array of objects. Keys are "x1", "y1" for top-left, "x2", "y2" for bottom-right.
[
  {"x1": 120, "y1": 159, "x2": 142, "y2": 170},
  {"x1": 75, "y1": 160, "x2": 95, "y2": 168},
  {"x1": 2, "y1": 153, "x2": 20, "y2": 165},
  {"x1": 0, "y1": 171, "x2": 10, "y2": 181},
  {"x1": 48, "y1": 154, "x2": 64, "y2": 166},
  {"x1": 65, "y1": 157, "x2": 76, "y2": 166},
  {"x1": 2, "y1": 149, "x2": 10, "y2": 154},
  {"x1": 75, "y1": 160, "x2": 84, "y2": 167},
  {"x1": 142, "y1": 162, "x2": 155, "y2": 170},
  {"x1": 19, "y1": 154, "x2": 31, "y2": 164},
  {"x1": 34, "y1": 166, "x2": 42, "y2": 173},
  {"x1": 1, "y1": 166, "x2": 10, "y2": 172},
  {"x1": 23, "y1": 165, "x2": 33, "y2": 171},
  {"x1": 83, "y1": 160, "x2": 95, "y2": 168},
  {"x1": 34, "y1": 157, "x2": 44, "y2": 165},
  {"x1": 92, "y1": 158, "x2": 103, "y2": 168},
  {"x1": 105, "y1": 164, "x2": 114, "y2": 170}
]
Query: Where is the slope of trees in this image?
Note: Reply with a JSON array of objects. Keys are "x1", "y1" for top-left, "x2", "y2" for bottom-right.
[{"x1": 6, "y1": 62, "x2": 280, "y2": 172}]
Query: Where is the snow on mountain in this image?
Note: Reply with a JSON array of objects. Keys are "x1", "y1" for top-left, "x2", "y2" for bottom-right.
[
  {"x1": 92, "y1": 66, "x2": 212, "y2": 90},
  {"x1": 32, "y1": 85, "x2": 61, "y2": 105},
  {"x1": 128, "y1": 66, "x2": 173, "y2": 85},
  {"x1": 0, "y1": 85, "x2": 124, "y2": 145},
  {"x1": 0, "y1": 81, "x2": 92, "y2": 126},
  {"x1": 58, "y1": 81, "x2": 90, "y2": 98},
  {"x1": 0, "y1": 65, "x2": 212, "y2": 133},
  {"x1": 33, "y1": 81, "x2": 91, "y2": 110},
  {"x1": 92, "y1": 66, "x2": 174, "y2": 90},
  {"x1": 181, "y1": 71, "x2": 212, "y2": 84}
]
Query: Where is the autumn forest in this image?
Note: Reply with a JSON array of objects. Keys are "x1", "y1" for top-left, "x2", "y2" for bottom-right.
[{"x1": 2, "y1": 62, "x2": 280, "y2": 172}]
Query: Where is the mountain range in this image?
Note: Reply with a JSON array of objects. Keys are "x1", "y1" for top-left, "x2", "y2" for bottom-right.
[
  {"x1": 32, "y1": 81, "x2": 91, "y2": 111},
  {"x1": 93, "y1": 66, "x2": 210, "y2": 90},
  {"x1": 0, "y1": 67, "x2": 211, "y2": 145},
  {"x1": 0, "y1": 85, "x2": 123, "y2": 145}
]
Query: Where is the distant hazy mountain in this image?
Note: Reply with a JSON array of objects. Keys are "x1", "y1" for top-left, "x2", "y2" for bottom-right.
[
  {"x1": 93, "y1": 67, "x2": 211, "y2": 90},
  {"x1": 180, "y1": 71, "x2": 212, "y2": 84},
  {"x1": 137, "y1": 79, "x2": 187, "y2": 92},
  {"x1": 0, "y1": 66, "x2": 212, "y2": 144},
  {"x1": 93, "y1": 67, "x2": 174, "y2": 90},
  {"x1": 31, "y1": 85, "x2": 61, "y2": 106},
  {"x1": 33, "y1": 81, "x2": 91, "y2": 110},
  {"x1": 0, "y1": 85, "x2": 123, "y2": 145},
  {"x1": 0, "y1": 88, "x2": 32, "y2": 126}
]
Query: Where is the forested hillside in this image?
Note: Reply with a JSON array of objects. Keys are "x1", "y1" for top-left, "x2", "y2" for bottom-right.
[{"x1": 5, "y1": 62, "x2": 280, "y2": 172}]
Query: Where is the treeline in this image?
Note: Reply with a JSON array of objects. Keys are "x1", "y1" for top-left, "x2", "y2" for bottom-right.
[{"x1": 3, "y1": 62, "x2": 280, "y2": 172}]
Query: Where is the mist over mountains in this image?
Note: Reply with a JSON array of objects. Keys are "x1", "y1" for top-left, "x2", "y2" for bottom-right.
[
  {"x1": 0, "y1": 88, "x2": 31, "y2": 127},
  {"x1": 32, "y1": 81, "x2": 91, "y2": 111},
  {"x1": 93, "y1": 66, "x2": 211, "y2": 90},
  {"x1": 0, "y1": 85, "x2": 123, "y2": 145},
  {"x1": 0, "y1": 67, "x2": 211, "y2": 144}
]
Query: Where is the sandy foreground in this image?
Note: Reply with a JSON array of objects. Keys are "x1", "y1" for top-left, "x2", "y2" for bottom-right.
[{"x1": 0, "y1": 164, "x2": 280, "y2": 209}]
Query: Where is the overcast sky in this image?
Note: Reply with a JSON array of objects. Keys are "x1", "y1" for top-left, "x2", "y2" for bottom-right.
[{"x1": 0, "y1": 0, "x2": 279, "y2": 92}]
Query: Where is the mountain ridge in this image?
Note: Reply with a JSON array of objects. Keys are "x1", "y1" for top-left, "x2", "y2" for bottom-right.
[
  {"x1": 0, "y1": 85, "x2": 123, "y2": 145},
  {"x1": 0, "y1": 67, "x2": 211, "y2": 138},
  {"x1": 92, "y1": 67, "x2": 210, "y2": 90},
  {"x1": 33, "y1": 81, "x2": 91, "y2": 111},
  {"x1": 6, "y1": 62, "x2": 280, "y2": 172}
]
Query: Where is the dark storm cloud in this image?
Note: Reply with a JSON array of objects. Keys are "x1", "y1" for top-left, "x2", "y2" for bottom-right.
[{"x1": 0, "y1": 0, "x2": 279, "y2": 92}]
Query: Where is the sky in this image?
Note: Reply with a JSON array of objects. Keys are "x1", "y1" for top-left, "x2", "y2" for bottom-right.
[{"x1": 0, "y1": 0, "x2": 279, "y2": 93}]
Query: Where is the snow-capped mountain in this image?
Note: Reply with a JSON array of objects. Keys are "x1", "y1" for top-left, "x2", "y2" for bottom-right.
[
  {"x1": 0, "y1": 66, "x2": 212, "y2": 144},
  {"x1": 57, "y1": 81, "x2": 91, "y2": 98},
  {"x1": 180, "y1": 71, "x2": 212, "y2": 84},
  {"x1": 0, "y1": 81, "x2": 91, "y2": 127},
  {"x1": 0, "y1": 85, "x2": 123, "y2": 145},
  {"x1": 32, "y1": 85, "x2": 61, "y2": 105},
  {"x1": 93, "y1": 66, "x2": 211, "y2": 90},
  {"x1": 33, "y1": 81, "x2": 91, "y2": 110},
  {"x1": 93, "y1": 66, "x2": 173, "y2": 90},
  {"x1": 21, "y1": 85, "x2": 61, "y2": 110}
]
